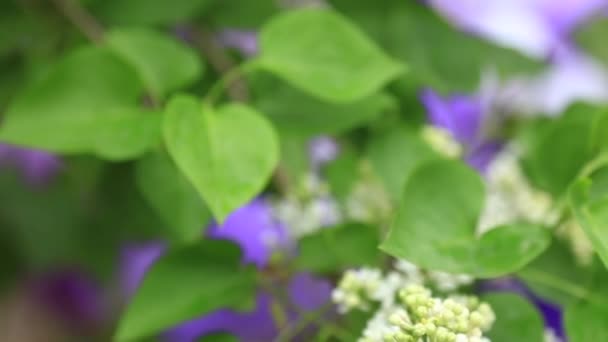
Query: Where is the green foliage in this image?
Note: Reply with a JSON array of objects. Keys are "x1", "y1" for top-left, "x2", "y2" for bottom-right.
[
  {"x1": 366, "y1": 125, "x2": 437, "y2": 201},
  {"x1": 258, "y1": 9, "x2": 405, "y2": 103},
  {"x1": 381, "y1": 159, "x2": 550, "y2": 277},
  {"x1": 163, "y1": 95, "x2": 279, "y2": 222},
  {"x1": 0, "y1": 46, "x2": 162, "y2": 160},
  {"x1": 483, "y1": 293, "x2": 544, "y2": 342},
  {"x1": 106, "y1": 28, "x2": 203, "y2": 99},
  {"x1": 136, "y1": 151, "x2": 210, "y2": 243},
  {"x1": 253, "y1": 74, "x2": 395, "y2": 136},
  {"x1": 565, "y1": 301, "x2": 608, "y2": 342},
  {"x1": 576, "y1": 17, "x2": 608, "y2": 67},
  {"x1": 94, "y1": 0, "x2": 214, "y2": 25},
  {"x1": 116, "y1": 240, "x2": 257, "y2": 341},
  {"x1": 294, "y1": 223, "x2": 380, "y2": 274},
  {"x1": 330, "y1": 0, "x2": 542, "y2": 93}
]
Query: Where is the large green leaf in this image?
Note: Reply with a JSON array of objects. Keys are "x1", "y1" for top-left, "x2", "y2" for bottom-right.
[
  {"x1": 295, "y1": 223, "x2": 381, "y2": 274},
  {"x1": 163, "y1": 95, "x2": 279, "y2": 222},
  {"x1": 381, "y1": 159, "x2": 550, "y2": 277},
  {"x1": 136, "y1": 151, "x2": 210, "y2": 243},
  {"x1": 483, "y1": 293, "x2": 544, "y2": 342},
  {"x1": 115, "y1": 240, "x2": 257, "y2": 341},
  {"x1": 0, "y1": 46, "x2": 162, "y2": 160},
  {"x1": 366, "y1": 125, "x2": 437, "y2": 201},
  {"x1": 258, "y1": 9, "x2": 405, "y2": 103},
  {"x1": 106, "y1": 28, "x2": 203, "y2": 98},
  {"x1": 94, "y1": 0, "x2": 214, "y2": 25},
  {"x1": 330, "y1": 0, "x2": 542, "y2": 93},
  {"x1": 565, "y1": 301, "x2": 608, "y2": 342}
]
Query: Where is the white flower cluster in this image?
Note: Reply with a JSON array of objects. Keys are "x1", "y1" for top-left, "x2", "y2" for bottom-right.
[
  {"x1": 557, "y1": 218, "x2": 594, "y2": 266},
  {"x1": 363, "y1": 285, "x2": 495, "y2": 342},
  {"x1": 421, "y1": 126, "x2": 463, "y2": 159},
  {"x1": 477, "y1": 146, "x2": 557, "y2": 234},
  {"x1": 272, "y1": 174, "x2": 342, "y2": 239},
  {"x1": 333, "y1": 262, "x2": 479, "y2": 341},
  {"x1": 345, "y1": 161, "x2": 393, "y2": 223}
]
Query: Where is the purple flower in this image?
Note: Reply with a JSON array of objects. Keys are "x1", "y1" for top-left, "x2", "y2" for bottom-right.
[
  {"x1": 421, "y1": 89, "x2": 502, "y2": 172},
  {"x1": 29, "y1": 269, "x2": 105, "y2": 333},
  {"x1": 478, "y1": 277, "x2": 564, "y2": 338},
  {"x1": 0, "y1": 143, "x2": 61, "y2": 186},
  {"x1": 428, "y1": 0, "x2": 607, "y2": 58},
  {"x1": 217, "y1": 30, "x2": 258, "y2": 57},
  {"x1": 308, "y1": 136, "x2": 340, "y2": 172},
  {"x1": 120, "y1": 199, "x2": 331, "y2": 341}
]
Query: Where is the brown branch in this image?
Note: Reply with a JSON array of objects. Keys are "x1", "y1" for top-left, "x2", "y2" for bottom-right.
[
  {"x1": 51, "y1": 0, "x2": 104, "y2": 44},
  {"x1": 190, "y1": 27, "x2": 249, "y2": 102}
]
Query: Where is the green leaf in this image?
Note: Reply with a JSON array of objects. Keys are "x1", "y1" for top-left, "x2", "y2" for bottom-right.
[
  {"x1": 483, "y1": 293, "x2": 544, "y2": 342},
  {"x1": 253, "y1": 74, "x2": 395, "y2": 136},
  {"x1": 0, "y1": 46, "x2": 162, "y2": 160},
  {"x1": 366, "y1": 125, "x2": 437, "y2": 201},
  {"x1": 207, "y1": 0, "x2": 279, "y2": 28},
  {"x1": 576, "y1": 17, "x2": 608, "y2": 66},
  {"x1": 295, "y1": 223, "x2": 380, "y2": 274},
  {"x1": 518, "y1": 238, "x2": 594, "y2": 307},
  {"x1": 326, "y1": 148, "x2": 360, "y2": 201},
  {"x1": 565, "y1": 301, "x2": 608, "y2": 342},
  {"x1": 136, "y1": 151, "x2": 210, "y2": 243},
  {"x1": 258, "y1": 9, "x2": 405, "y2": 103},
  {"x1": 115, "y1": 240, "x2": 257, "y2": 341},
  {"x1": 163, "y1": 95, "x2": 279, "y2": 222},
  {"x1": 199, "y1": 333, "x2": 238, "y2": 342},
  {"x1": 569, "y1": 173, "x2": 608, "y2": 269},
  {"x1": 380, "y1": 159, "x2": 550, "y2": 277},
  {"x1": 94, "y1": 0, "x2": 214, "y2": 25},
  {"x1": 522, "y1": 105, "x2": 596, "y2": 197},
  {"x1": 106, "y1": 28, "x2": 203, "y2": 98},
  {"x1": 330, "y1": 0, "x2": 542, "y2": 93}
]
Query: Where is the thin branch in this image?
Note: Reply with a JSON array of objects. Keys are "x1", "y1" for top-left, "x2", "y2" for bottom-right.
[
  {"x1": 190, "y1": 26, "x2": 250, "y2": 102},
  {"x1": 51, "y1": 0, "x2": 104, "y2": 44}
]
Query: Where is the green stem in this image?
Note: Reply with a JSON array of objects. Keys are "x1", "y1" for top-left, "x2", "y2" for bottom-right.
[
  {"x1": 517, "y1": 268, "x2": 607, "y2": 304},
  {"x1": 274, "y1": 302, "x2": 334, "y2": 342},
  {"x1": 204, "y1": 59, "x2": 258, "y2": 105},
  {"x1": 50, "y1": 0, "x2": 104, "y2": 44}
]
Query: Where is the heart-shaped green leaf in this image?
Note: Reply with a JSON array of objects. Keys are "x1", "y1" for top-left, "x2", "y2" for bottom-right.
[
  {"x1": 483, "y1": 293, "x2": 544, "y2": 342},
  {"x1": 163, "y1": 95, "x2": 279, "y2": 222},
  {"x1": 258, "y1": 9, "x2": 405, "y2": 103},
  {"x1": 381, "y1": 159, "x2": 550, "y2": 277}
]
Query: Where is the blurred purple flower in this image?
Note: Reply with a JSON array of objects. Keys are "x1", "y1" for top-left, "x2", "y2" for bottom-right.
[
  {"x1": 0, "y1": 143, "x2": 61, "y2": 186},
  {"x1": 421, "y1": 89, "x2": 502, "y2": 172},
  {"x1": 217, "y1": 30, "x2": 258, "y2": 57},
  {"x1": 478, "y1": 277, "x2": 564, "y2": 338},
  {"x1": 308, "y1": 136, "x2": 340, "y2": 172},
  {"x1": 30, "y1": 270, "x2": 104, "y2": 333},
  {"x1": 121, "y1": 199, "x2": 331, "y2": 342},
  {"x1": 428, "y1": 0, "x2": 607, "y2": 58}
]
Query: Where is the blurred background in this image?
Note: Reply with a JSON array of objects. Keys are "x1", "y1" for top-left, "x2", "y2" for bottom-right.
[{"x1": 0, "y1": 0, "x2": 607, "y2": 341}]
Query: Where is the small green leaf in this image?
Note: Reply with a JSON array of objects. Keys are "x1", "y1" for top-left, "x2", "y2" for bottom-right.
[
  {"x1": 295, "y1": 223, "x2": 380, "y2": 273},
  {"x1": 381, "y1": 159, "x2": 550, "y2": 277},
  {"x1": 565, "y1": 301, "x2": 608, "y2": 342},
  {"x1": 94, "y1": 0, "x2": 213, "y2": 25},
  {"x1": 483, "y1": 293, "x2": 544, "y2": 342},
  {"x1": 106, "y1": 28, "x2": 203, "y2": 98},
  {"x1": 258, "y1": 9, "x2": 405, "y2": 103},
  {"x1": 136, "y1": 151, "x2": 210, "y2": 243},
  {"x1": 115, "y1": 240, "x2": 257, "y2": 341},
  {"x1": 367, "y1": 125, "x2": 437, "y2": 201},
  {"x1": 253, "y1": 74, "x2": 394, "y2": 135},
  {"x1": 163, "y1": 95, "x2": 279, "y2": 222},
  {"x1": 0, "y1": 46, "x2": 161, "y2": 160}
]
